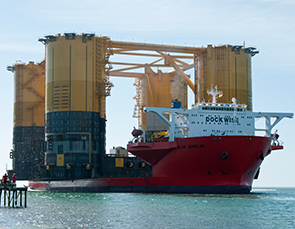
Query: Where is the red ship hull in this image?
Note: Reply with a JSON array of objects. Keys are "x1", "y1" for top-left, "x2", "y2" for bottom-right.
[
  {"x1": 29, "y1": 136, "x2": 271, "y2": 194},
  {"x1": 128, "y1": 135, "x2": 271, "y2": 193}
]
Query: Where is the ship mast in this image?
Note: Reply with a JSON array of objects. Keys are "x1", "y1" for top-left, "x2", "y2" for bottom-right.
[{"x1": 207, "y1": 85, "x2": 223, "y2": 103}]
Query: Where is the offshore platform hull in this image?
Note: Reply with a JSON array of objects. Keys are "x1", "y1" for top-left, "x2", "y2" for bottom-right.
[{"x1": 29, "y1": 136, "x2": 270, "y2": 194}]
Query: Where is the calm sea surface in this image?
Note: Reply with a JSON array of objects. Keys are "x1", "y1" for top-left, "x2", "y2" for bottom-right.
[{"x1": 1, "y1": 187, "x2": 295, "y2": 228}]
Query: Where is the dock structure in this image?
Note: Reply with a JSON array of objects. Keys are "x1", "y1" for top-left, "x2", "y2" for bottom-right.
[{"x1": 0, "y1": 184, "x2": 28, "y2": 208}]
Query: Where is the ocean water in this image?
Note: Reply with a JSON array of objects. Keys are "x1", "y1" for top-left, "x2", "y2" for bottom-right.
[{"x1": 1, "y1": 188, "x2": 295, "y2": 228}]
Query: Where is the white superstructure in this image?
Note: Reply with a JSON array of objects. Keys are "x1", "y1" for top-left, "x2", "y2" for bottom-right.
[{"x1": 143, "y1": 86, "x2": 293, "y2": 142}]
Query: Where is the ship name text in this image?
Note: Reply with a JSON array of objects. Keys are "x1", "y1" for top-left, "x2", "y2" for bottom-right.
[
  {"x1": 178, "y1": 144, "x2": 205, "y2": 149},
  {"x1": 205, "y1": 115, "x2": 239, "y2": 124}
]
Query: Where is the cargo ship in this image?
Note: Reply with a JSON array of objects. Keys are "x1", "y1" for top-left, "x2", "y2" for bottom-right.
[
  {"x1": 7, "y1": 33, "x2": 293, "y2": 193},
  {"x1": 29, "y1": 86, "x2": 292, "y2": 193},
  {"x1": 127, "y1": 87, "x2": 293, "y2": 193}
]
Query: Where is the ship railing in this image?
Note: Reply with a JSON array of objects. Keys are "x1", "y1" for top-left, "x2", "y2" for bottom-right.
[{"x1": 195, "y1": 102, "x2": 247, "y2": 109}]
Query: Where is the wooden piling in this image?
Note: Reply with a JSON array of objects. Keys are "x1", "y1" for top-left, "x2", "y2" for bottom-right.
[{"x1": 0, "y1": 184, "x2": 28, "y2": 208}]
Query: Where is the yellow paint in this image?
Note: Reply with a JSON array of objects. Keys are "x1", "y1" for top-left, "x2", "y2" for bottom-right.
[
  {"x1": 115, "y1": 158, "x2": 124, "y2": 167},
  {"x1": 196, "y1": 45, "x2": 252, "y2": 110},
  {"x1": 165, "y1": 54, "x2": 195, "y2": 93},
  {"x1": 151, "y1": 131, "x2": 168, "y2": 139},
  {"x1": 56, "y1": 154, "x2": 64, "y2": 166},
  {"x1": 46, "y1": 35, "x2": 110, "y2": 117},
  {"x1": 13, "y1": 61, "x2": 45, "y2": 127},
  {"x1": 141, "y1": 69, "x2": 187, "y2": 131}
]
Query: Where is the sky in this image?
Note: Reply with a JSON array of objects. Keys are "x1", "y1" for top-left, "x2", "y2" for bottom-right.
[{"x1": 0, "y1": 0, "x2": 294, "y2": 187}]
